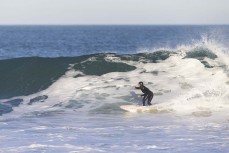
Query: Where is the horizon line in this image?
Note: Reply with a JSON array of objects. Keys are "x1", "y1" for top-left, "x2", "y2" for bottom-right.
[{"x1": 0, "y1": 24, "x2": 229, "y2": 26}]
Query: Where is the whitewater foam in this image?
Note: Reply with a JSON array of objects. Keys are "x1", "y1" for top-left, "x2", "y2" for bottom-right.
[{"x1": 0, "y1": 37, "x2": 229, "y2": 119}]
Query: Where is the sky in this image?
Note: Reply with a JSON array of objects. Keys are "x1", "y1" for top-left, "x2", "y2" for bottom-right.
[{"x1": 0, "y1": 0, "x2": 228, "y2": 25}]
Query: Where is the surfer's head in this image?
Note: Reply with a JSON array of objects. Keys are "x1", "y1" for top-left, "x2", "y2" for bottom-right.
[{"x1": 138, "y1": 81, "x2": 143, "y2": 86}]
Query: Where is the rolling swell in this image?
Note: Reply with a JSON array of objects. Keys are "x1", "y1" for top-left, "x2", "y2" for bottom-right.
[
  {"x1": 0, "y1": 57, "x2": 73, "y2": 99},
  {"x1": 0, "y1": 54, "x2": 137, "y2": 100},
  {"x1": 0, "y1": 48, "x2": 221, "y2": 116},
  {"x1": 0, "y1": 49, "x2": 216, "y2": 100}
]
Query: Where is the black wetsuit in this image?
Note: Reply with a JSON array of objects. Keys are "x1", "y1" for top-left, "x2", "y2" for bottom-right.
[{"x1": 136, "y1": 85, "x2": 153, "y2": 106}]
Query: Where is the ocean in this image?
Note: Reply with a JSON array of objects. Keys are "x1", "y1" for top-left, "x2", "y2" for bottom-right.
[{"x1": 0, "y1": 25, "x2": 229, "y2": 152}]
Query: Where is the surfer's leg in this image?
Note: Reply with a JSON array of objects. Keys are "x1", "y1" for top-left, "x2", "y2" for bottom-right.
[
  {"x1": 147, "y1": 94, "x2": 153, "y2": 105},
  {"x1": 148, "y1": 96, "x2": 152, "y2": 105},
  {"x1": 142, "y1": 95, "x2": 147, "y2": 106}
]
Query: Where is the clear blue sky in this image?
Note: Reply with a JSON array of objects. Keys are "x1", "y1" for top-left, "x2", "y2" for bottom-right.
[{"x1": 0, "y1": 0, "x2": 228, "y2": 25}]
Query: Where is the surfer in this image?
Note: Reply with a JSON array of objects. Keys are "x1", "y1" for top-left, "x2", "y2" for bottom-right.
[{"x1": 135, "y1": 82, "x2": 153, "y2": 106}]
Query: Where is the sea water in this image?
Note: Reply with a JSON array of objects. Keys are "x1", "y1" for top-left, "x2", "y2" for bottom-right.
[{"x1": 0, "y1": 25, "x2": 229, "y2": 153}]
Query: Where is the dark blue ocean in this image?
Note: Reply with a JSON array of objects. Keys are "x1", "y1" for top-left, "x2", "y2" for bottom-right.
[
  {"x1": 1, "y1": 25, "x2": 229, "y2": 153},
  {"x1": 1, "y1": 25, "x2": 229, "y2": 58}
]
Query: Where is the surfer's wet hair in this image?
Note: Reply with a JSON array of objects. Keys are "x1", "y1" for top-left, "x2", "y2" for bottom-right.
[{"x1": 139, "y1": 82, "x2": 143, "y2": 85}]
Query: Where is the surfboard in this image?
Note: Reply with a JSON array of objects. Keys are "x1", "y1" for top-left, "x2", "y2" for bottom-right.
[
  {"x1": 120, "y1": 104, "x2": 174, "y2": 113},
  {"x1": 120, "y1": 105, "x2": 174, "y2": 113},
  {"x1": 120, "y1": 105, "x2": 158, "y2": 113},
  {"x1": 121, "y1": 91, "x2": 159, "y2": 113}
]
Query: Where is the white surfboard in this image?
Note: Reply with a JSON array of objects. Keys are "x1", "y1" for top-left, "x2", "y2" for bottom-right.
[
  {"x1": 121, "y1": 91, "x2": 163, "y2": 113},
  {"x1": 120, "y1": 105, "x2": 174, "y2": 113},
  {"x1": 120, "y1": 105, "x2": 159, "y2": 113}
]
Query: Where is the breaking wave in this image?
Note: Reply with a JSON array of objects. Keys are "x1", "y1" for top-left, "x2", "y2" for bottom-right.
[{"x1": 0, "y1": 39, "x2": 229, "y2": 117}]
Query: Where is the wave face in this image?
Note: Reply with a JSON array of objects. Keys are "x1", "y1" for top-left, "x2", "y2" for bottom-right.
[
  {"x1": 1, "y1": 40, "x2": 229, "y2": 117},
  {"x1": 0, "y1": 54, "x2": 136, "y2": 99}
]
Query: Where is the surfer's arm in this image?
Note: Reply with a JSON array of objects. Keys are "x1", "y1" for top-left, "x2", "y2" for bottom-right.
[
  {"x1": 141, "y1": 93, "x2": 146, "y2": 97},
  {"x1": 135, "y1": 86, "x2": 141, "y2": 89}
]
